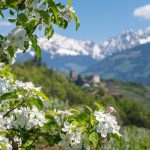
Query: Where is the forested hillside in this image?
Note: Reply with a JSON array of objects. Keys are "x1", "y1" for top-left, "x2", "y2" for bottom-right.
[
  {"x1": 12, "y1": 62, "x2": 150, "y2": 126},
  {"x1": 11, "y1": 62, "x2": 150, "y2": 149}
]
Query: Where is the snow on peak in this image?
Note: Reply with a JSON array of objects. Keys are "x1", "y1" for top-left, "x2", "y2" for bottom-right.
[
  {"x1": 31, "y1": 26, "x2": 150, "y2": 60},
  {"x1": 37, "y1": 33, "x2": 103, "y2": 58},
  {"x1": 98, "y1": 26, "x2": 150, "y2": 57}
]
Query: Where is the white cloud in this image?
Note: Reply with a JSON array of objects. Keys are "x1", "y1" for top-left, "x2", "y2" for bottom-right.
[
  {"x1": 133, "y1": 4, "x2": 150, "y2": 20},
  {"x1": 0, "y1": 21, "x2": 12, "y2": 27}
]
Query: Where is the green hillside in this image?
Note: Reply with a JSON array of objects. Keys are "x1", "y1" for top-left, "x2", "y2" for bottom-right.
[
  {"x1": 11, "y1": 61, "x2": 150, "y2": 149},
  {"x1": 12, "y1": 61, "x2": 96, "y2": 106},
  {"x1": 103, "y1": 79, "x2": 150, "y2": 108}
]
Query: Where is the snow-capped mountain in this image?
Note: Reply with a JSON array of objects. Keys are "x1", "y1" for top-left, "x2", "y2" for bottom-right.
[
  {"x1": 37, "y1": 34, "x2": 105, "y2": 60},
  {"x1": 17, "y1": 26, "x2": 150, "y2": 73},
  {"x1": 98, "y1": 27, "x2": 150, "y2": 57},
  {"x1": 83, "y1": 42, "x2": 150, "y2": 84},
  {"x1": 35, "y1": 26, "x2": 150, "y2": 60}
]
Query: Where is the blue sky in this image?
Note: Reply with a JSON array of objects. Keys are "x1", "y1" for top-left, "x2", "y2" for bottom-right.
[
  {"x1": 0, "y1": 0, "x2": 150, "y2": 41},
  {"x1": 55, "y1": 0, "x2": 150, "y2": 41}
]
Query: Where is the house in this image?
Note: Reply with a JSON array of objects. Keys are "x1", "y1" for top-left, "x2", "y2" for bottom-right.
[{"x1": 89, "y1": 74, "x2": 100, "y2": 85}]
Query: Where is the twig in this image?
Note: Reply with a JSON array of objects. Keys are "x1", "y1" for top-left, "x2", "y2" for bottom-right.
[{"x1": 6, "y1": 133, "x2": 18, "y2": 150}]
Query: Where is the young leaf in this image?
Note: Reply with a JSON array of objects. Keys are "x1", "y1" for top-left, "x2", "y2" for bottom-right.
[
  {"x1": 0, "y1": 142, "x2": 7, "y2": 150},
  {"x1": 0, "y1": 92, "x2": 17, "y2": 103},
  {"x1": 84, "y1": 105, "x2": 93, "y2": 113},
  {"x1": 0, "y1": 11, "x2": 4, "y2": 18},
  {"x1": 29, "y1": 97, "x2": 43, "y2": 110},
  {"x1": 32, "y1": 90, "x2": 50, "y2": 101},
  {"x1": 59, "y1": 19, "x2": 68, "y2": 29},
  {"x1": 94, "y1": 102, "x2": 105, "y2": 110},
  {"x1": 17, "y1": 13, "x2": 28, "y2": 24},
  {"x1": 9, "y1": 9, "x2": 14, "y2": 16},
  {"x1": 8, "y1": 18, "x2": 16, "y2": 23},
  {"x1": 68, "y1": 0, "x2": 72, "y2": 8},
  {"x1": 46, "y1": 0, "x2": 58, "y2": 20},
  {"x1": 71, "y1": 12, "x2": 80, "y2": 30},
  {"x1": 7, "y1": 46, "x2": 14, "y2": 58},
  {"x1": 89, "y1": 132, "x2": 99, "y2": 149},
  {"x1": 39, "y1": 10, "x2": 50, "y2": 24},
  {"x1": 45, "y1": 26, "x2": 54, "y2": 39},
  {"x1": 29, "y1": 35, "x2": 41, "y2": 58}
]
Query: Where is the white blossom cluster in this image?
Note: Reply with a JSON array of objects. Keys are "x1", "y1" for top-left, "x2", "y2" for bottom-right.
[
  {"x1": 59, "y1": 122, "x2": 83, "y2": 150},
  {"x1": 0, "y1": 106, "x2": 47, "y2": 130},
  {"x1": 2, "y1": 26, "x2": 28, "y2": 51},
  {"x1": 1, "y1": 26, "x2": 29, "y2": 64},
  {"x1": 58, "y1": 5, "x2": 75, "y2": 21},
  {"x1": 25, "y1": 0, "x2": 47, "y2": 21},
  {"x1": 0, "y1": 77, "x2": 15, "y2": 96},
  {"x1": 0, "y1": 74, "x2": 42, "y2": 97},
  {"x1": 10, "y1": 106, "x2": 47, "y2": 130},
  {"x1": 94, "y1": 110, "x2": 121, "y2": 138},
  {"x1": 0, "y1": 114, "x2": 8, "y2": 130},
  {"x1": 0, "y1": 135, "x2": 12, "y2": 150},
  {"x1": 15, "y1": 80, "x2": 41, "y2": 92},
  {"x1": 54, "y1": 109, "x2": 73, "y2": 125},
  {"x1": 0, "y1": 106, "x2": 47, "y2": 149},
  {"x1": 0, "y1": 70, "x2": 48, "y2": 148}
]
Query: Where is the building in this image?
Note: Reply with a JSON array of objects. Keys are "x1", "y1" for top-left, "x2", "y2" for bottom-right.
[
  {"x1": 89, "y1": 74, "x2": 100, "y2": 85},
  {"x1": 70, "y1": 70, "x2": 78, "y2": 81}
]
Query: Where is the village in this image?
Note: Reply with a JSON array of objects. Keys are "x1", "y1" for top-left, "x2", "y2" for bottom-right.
[
  {"x1": 69, "y1": 70, "x2": 101, "y2": 87},
  {"x1": 69, "y1": 70, "x2": 124, "y2": 100}
]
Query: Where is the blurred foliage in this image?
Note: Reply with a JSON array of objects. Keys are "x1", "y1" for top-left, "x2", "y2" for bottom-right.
[
  {"x1": 104, "y1": 79, "x2": 150, "y2": 108},
  {"x1": 103, "y1": 126, "x2": 150, "y2": 150},
  {"x1": 12, "y1": 61, "x2": 150, "y2": 149},
  {"x1": 12, "y1": 61, "x2": 96, "y2": 106},
  {"x1": 12, "y1": 61, "x2": 150, "y2": 129}
]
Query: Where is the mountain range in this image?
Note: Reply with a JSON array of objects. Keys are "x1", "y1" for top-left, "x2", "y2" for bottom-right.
[
  {"x1": 84, "y1": 43, "x2": 150, "y2": 84},
  {"x1": 16, "y1": 26, "x2": 150, "y2": 83}
]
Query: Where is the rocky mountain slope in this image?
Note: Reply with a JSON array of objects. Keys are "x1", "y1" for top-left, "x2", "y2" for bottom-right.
[{"x1": 83, "y1": 43, "x2": 150, "y2": 84}]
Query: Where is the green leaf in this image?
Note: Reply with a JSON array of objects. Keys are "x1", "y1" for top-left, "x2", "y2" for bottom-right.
[
  {"x1": 39, "y1": 10, "x2": 50, "y2": 24},
  {"x1": 9, "y1": 9, "x2": 14, "y2": 16},
  {"x1": 29, "y1": 97, "x2": 43, "y2": 110},
  {"x1": 32, "y1": 90, "x2": 50, "y2": 101},
  {"x1": 7, "y1": 46, "x2": 14, "y2": 58},
  {"x1": 73, "y1": 112, "x2": 89, "y2": 122},
  {"x1": 17, "y1": 13, "x2": 28, "y2": 24},
  {"x1": 24, "y1": 41, "x2": 29, "y2": 50},
  {"x1": 45, "y1": 26, "x2": 54, "y2": 39},
  {"x1": 94, "y1": 102, "x2": 105, "y2": 110},
  {"x1": 46, "y1": 0, "x2": 58, "y2": 20},
  {"x1": 8, "y1": 18, "x2": 16, "y2": 23},
  {"x1": 84, "y1": 105, "x2": 93, "y2": 113},
  {"x1": 90, "y1": 114, "x2": 94, "y2": 126},
  {"x1": 68, "y1": 0, "x2": 72, "y2": 8},
  {"x1": 71, "y1": 12, "x2": 80, "y2": 30},
  {"x1": 0, "y1": 142, "x2": 7, "y2": 150},
  {"x1": 59, "y1": 19, "x2": 68, "y2": 29},
  {"x1": 0, "y1": 92, "x2": 17, "y2": 103},
  {"x1": 34, "y1": 45, "x2": 41, "y2": 59},
  {"x1": 89, "y1": 132, "x2": 99, "y2": 149},
  {"x1": 0, "y1": 11, "x2": 4, "y2": 18},
  {"x1": 29, "y1": 35, "x2": 41, "y2": 58}
]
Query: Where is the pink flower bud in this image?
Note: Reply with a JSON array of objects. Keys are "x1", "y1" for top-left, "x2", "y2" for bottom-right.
[{"x1": 108, "y1": 107, "x2": 115, "y2": 113}]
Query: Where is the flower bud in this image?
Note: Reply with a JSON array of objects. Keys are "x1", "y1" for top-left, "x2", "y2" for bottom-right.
[{"x1": 108, "y1": 107, "x2": 116, "y2": 113}]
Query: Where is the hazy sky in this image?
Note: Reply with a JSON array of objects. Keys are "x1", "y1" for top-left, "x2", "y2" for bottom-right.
[{"x1": 0, "y1": 0, "x2": 150, "y2": 41}]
